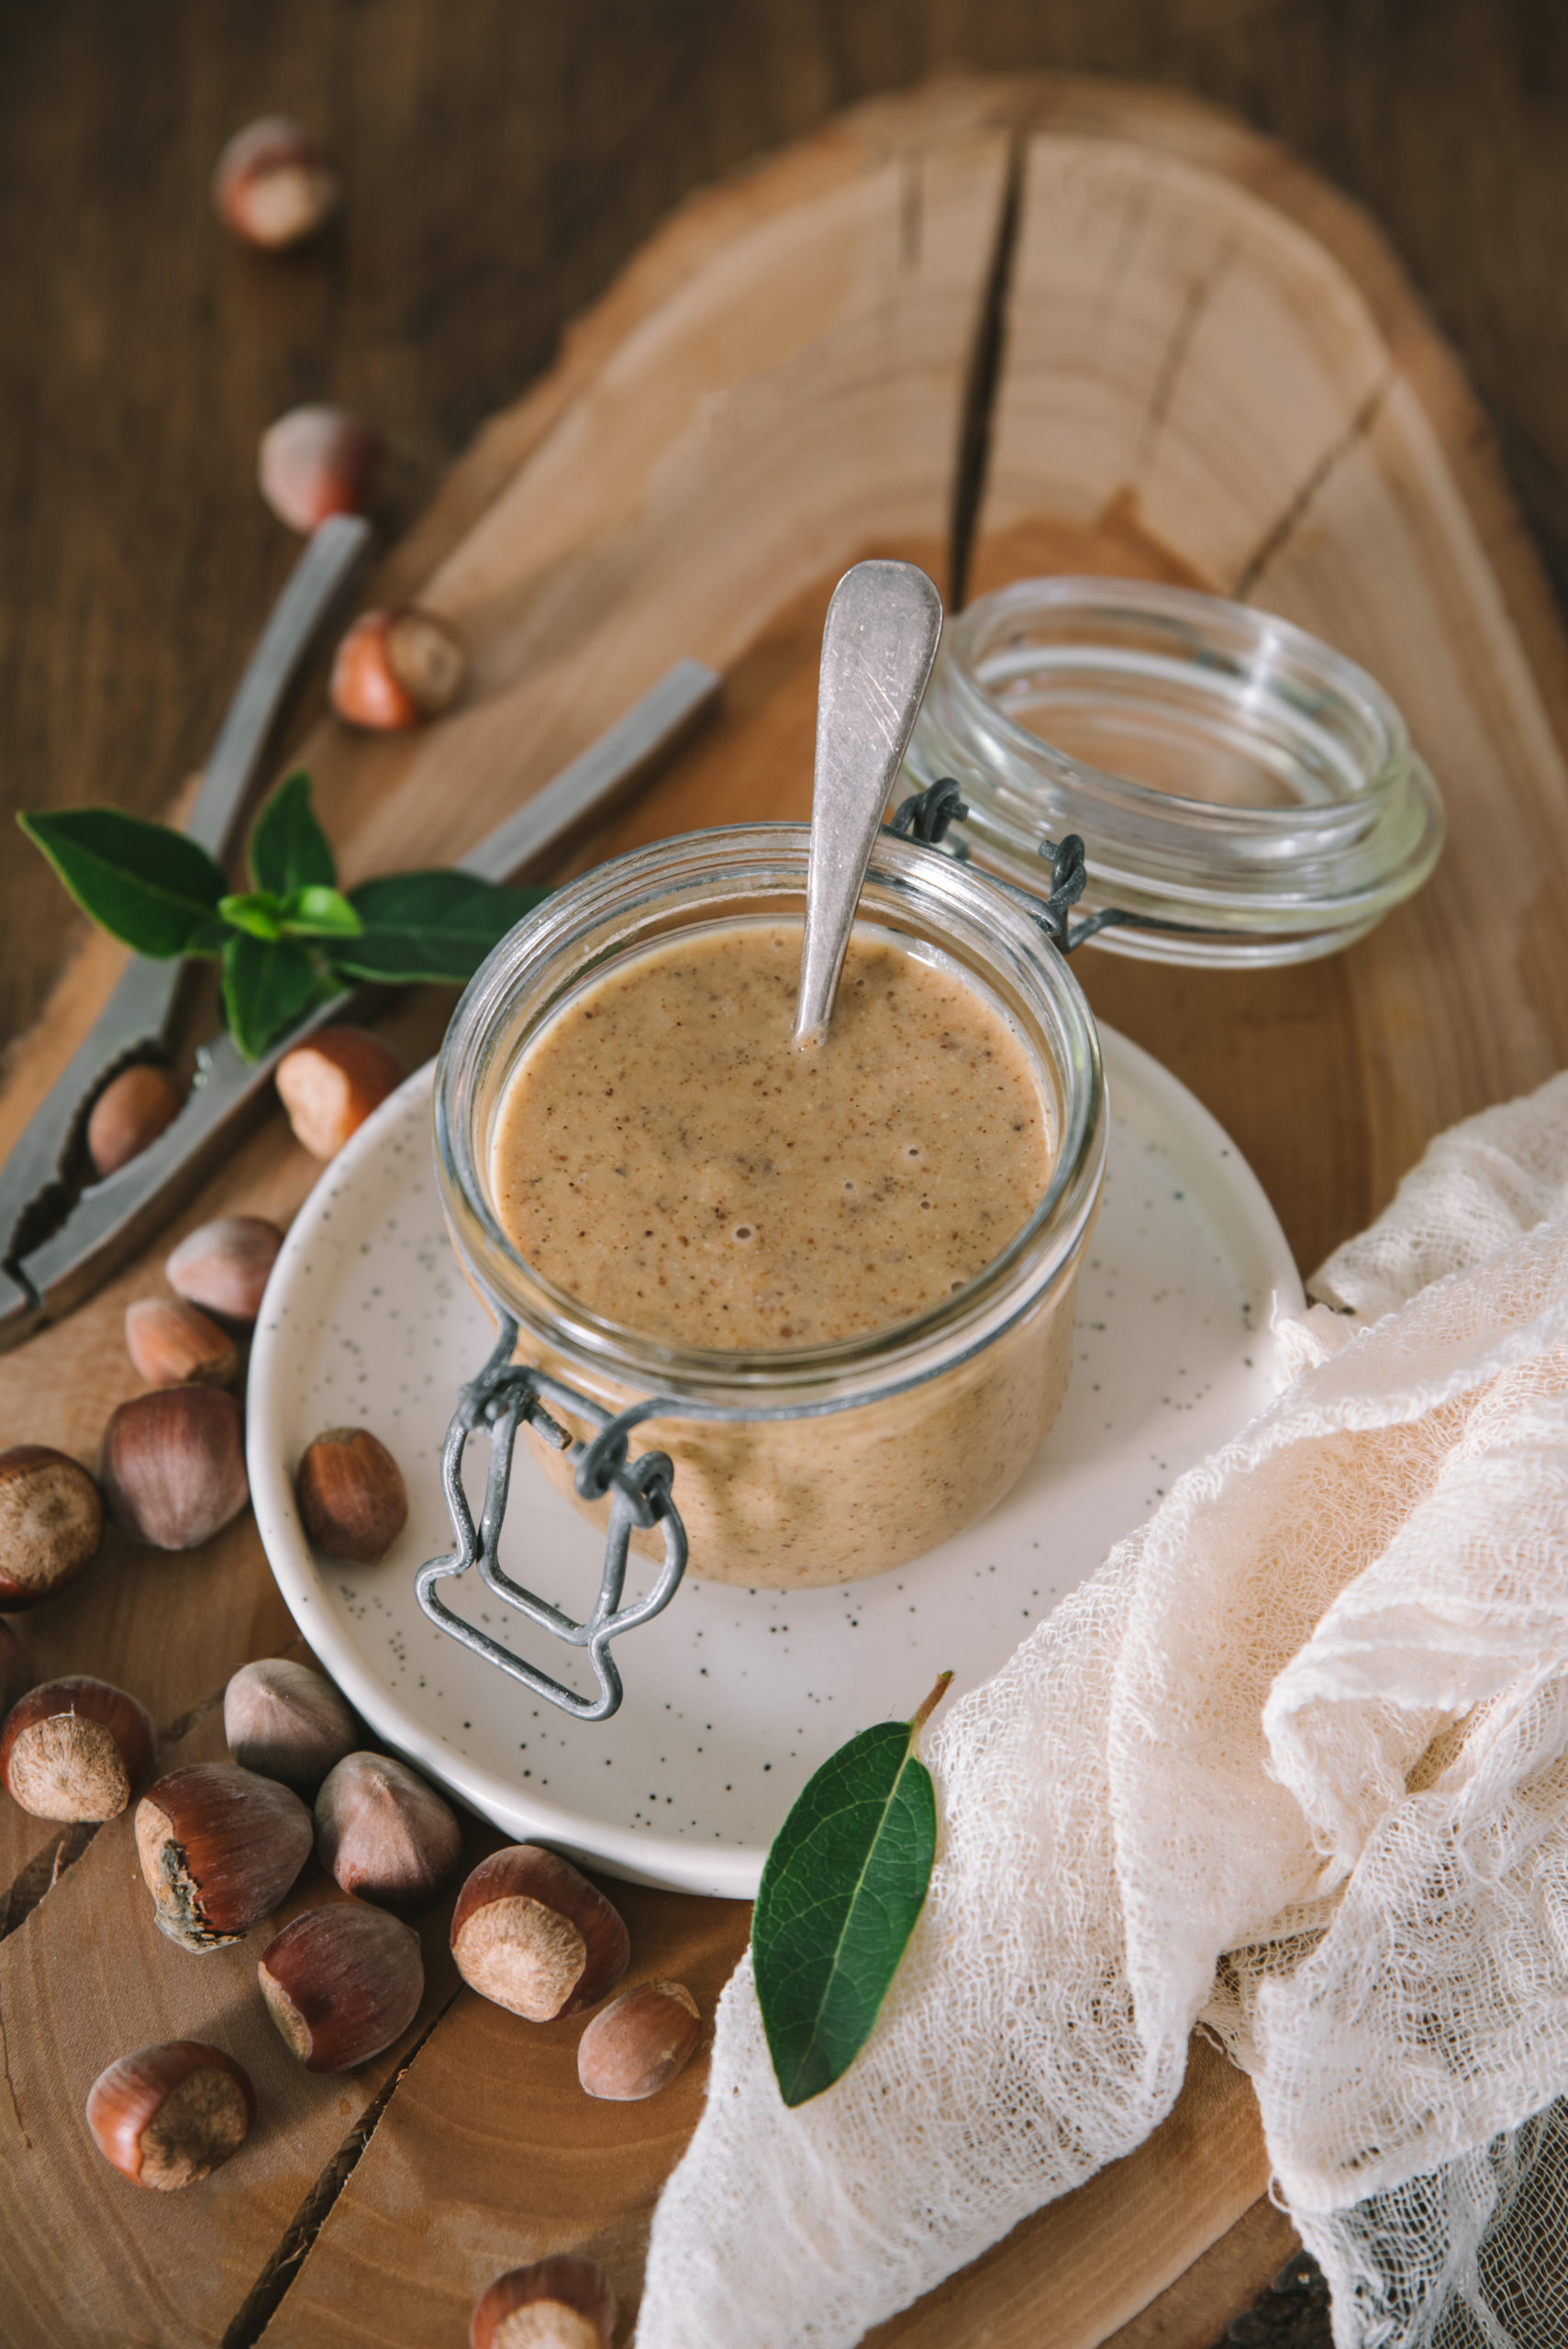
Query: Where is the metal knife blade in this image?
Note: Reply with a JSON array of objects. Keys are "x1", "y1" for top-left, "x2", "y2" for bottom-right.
[
  {"x1": 0, "y1": 516, "x2": 372, "y2": 1314},
  {"x1": 0, "y1": 656, "x2": 720, "y2": 1350}
]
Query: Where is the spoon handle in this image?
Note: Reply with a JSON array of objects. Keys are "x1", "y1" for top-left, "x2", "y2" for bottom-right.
[{"x1": 793, "y1": 560, "x2": 944, "y2": 1048}]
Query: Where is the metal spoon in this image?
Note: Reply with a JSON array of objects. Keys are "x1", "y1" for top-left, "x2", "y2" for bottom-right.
[{"x1": 793, "y1": 559, "x2": 944, "y2": 1049}]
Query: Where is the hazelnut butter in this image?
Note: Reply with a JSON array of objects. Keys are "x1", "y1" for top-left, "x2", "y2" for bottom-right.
[
  {"x1": 435, "y1": 825, "x2": 1106, "y2": 1594},
  {"x1": 489, "y1": 923, "x2": 1053, "y2": 1352}
]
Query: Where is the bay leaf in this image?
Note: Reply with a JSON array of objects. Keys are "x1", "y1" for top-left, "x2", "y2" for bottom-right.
[
  {"x1": 753, "y1": 1673, "x2": 951, "y2": 2109},
  {"x1": 17, "y1": 807, "x2": 226, "y2": 958},
  {"x1": 249, "y1": 769, "x2": 337, "y2": 896}
]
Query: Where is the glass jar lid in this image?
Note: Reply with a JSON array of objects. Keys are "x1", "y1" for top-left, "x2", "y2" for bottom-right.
[{"x1": 902, "y1": 576, "x2": 1445, "y2": 966}]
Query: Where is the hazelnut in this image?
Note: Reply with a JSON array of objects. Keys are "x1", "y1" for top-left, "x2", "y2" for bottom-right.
[
  {"x1": 0, "y1": 1443, "x2": 103, "y2": 1607},
  {"x1": 274, "y1": 1026, "x2": 405, "y2": 1160},
  {"x1": 315, "y1": 1751, "x2": 462, "y2": 1915},
  {"x1": 450, "y1": 1846, "x2": 629, "y2": 2023},
  {"x1": 125, "y1": 1297, "x2": 239, "y2": 1389},
  {"x1": 330, "y1": 607, "x2": 466, "y2": 730},
  {"x1": 224, "y1": 1657, "x2": 357, "y2": 1797},
  {"x1": 166, "y1": 1215, "x2": 283, "y2": 1323},
  {"x1": 470, "y1": 2258, "x2": 617, "y2": 2349},
  {"x1": 259, "y1": 404, "x2": 380, "y2": 535},
  {"x1": 86, "y1": 1064, "x2": 183, "y2": 1179},
  {"x1": 135, "y1": 1762, "x2": 313, "y2": 1952},
  {"x1": 101, "y1": 1386, "x2": 249, "y2": 1550},
  {"x1": 295, "y1": 1428, "x2": 406, "y2": 1564},
  {"x1": 213, "y1": 117, "x2": 339, "y2": 250},
  {"x1": 576, "y1": 1980, "x2": 701, "y2": 2103},
  {"x1": 86, "y1": 2040, "x2": 256, "y2": 2189},
  {"x1": 1, "y1": 1675, "x2": 155, "y2": 1821},
  {"x1": 258, "y1": 1902, "x2": 424, "y2": 2071}
]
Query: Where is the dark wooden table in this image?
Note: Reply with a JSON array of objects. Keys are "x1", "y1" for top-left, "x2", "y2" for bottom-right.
[{"x1": 2, "y1": 0, "x2": 1565, "y2": 1052}]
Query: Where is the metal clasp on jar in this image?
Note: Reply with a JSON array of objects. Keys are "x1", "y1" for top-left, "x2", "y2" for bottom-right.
[{"x1": 416, "y1": 1314, "x2": 687, "y2": 1722}]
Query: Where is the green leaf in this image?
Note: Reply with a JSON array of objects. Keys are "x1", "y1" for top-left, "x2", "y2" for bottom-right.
[
  {"x1": 331, "y1": 871, "x2": 545, "y2": 985},
  {"x1": 249, "y1": 770, "x2": 336, "y2": 896},
  {"x1": 218, "y1": 891, "x2": 286, "y2": 941},
  {"x1": 752, "y1": 1673, "x2": 951, "y2": 2108},
  {"x1": 220, "y1": 933, "x2": 325, "y2": 1061},
  {"x1": 281, "y1": 885, "x2": 362, "y2": 939},
  {"x1": 18, "y1": 808, "x2": 227, "y2": 958}
]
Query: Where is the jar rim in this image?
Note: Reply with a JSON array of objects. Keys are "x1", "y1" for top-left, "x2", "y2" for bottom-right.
[
  {"x1": 434, "y1": 822, "x2": 1106, "y2": 1414},
  {"x1": 904, "y1": 575, "x2": 1445, "y2": 966}
]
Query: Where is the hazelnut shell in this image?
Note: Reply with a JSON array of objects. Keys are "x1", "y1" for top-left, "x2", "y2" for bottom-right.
[
  {"x1": 0, "y1": 1675, "x2": 155, "y2": 1821},
  {"x1": 125, "y1": 1297, "x2": 239, "y2": 1389},
  {"x1": 0, "y1": 1443, "x2": 103, "y2": 1607},
  {"x1": 470, "y1": 2258, "x2": 617, "y2": 2349},
  {"x1": 135, "y1": 1762, "x2": 314, "y2": 1951},
  {"x1": 165, "y1": 1215, "x2": 283, "y2": 1323},
  {"x1": 576, "y1": 1980, "x2": 701, "y2": 2102},
  {"x1": 330, "y1": 607, "x2": 465, "y2": 730},
  {"x1": 224, "y1": 1657, "x2": 357, "y2": 1797},
  {"x1": 274, "y1": 1026, "x2": 405, "y2": 1160},
  {"x1": 315, "y1": 1750, "x2": 462, "y2": 1914},
  {"x1": 86, "y1": 2041, "x2": 255, "y2": 2188},
  {"x1": 213, "y1": 116, "x2": 339, "y2": 250},
  {"x1": 101, "y1": 1386, "x2": 249, "y2": 1550},
  {"x1": 258, "y1": 1902, "x2": 424, "y2": 2071},
  {"x1": 259, "y1": 405, "x2": 380, "y2": 534},
  {"x1": 86, "y1": 1064, "x2": 182, "y2": 1178},
  {"x1": 450, "y1": 1844, "x2": 629, "y2": 2023},
  {"x1": 295, "y1": 1428, "x2": 407, "y2": 1564}
]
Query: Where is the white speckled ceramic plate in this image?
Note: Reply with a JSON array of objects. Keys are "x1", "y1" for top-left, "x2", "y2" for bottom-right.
[{"x1": 248, "y1": 1030, "x2": 1302, "y2": 1898}]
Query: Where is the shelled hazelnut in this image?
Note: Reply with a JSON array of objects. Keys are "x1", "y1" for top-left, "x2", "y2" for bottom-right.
[
  {"x1": 450, "y1": 1845, "x2": 629, "y2": 2023},
  {"x1": 213, "y1": 117, "x2": 339, "y2": 250},
  {"x1": 295, "y1": 1427, "x2": 407, "y2": 1564},
  {"x1": 0, "y1": 1676, "x2": 155, "y2": 1821},
  {"x1": 101, "y1": 1386, "x2": 249, "y2": 1550},
  {"x1": 576, "y1": 1981, "x2": 701, "y2": 2103},
  {"x1": 275, "y1": 1027, "x2": 405, "y2": 1161},
  {"x1": 259, "y1": 405, "x2": 380, "y2": 535},
  {"x1": 166, "y1": 1216, "x2": 283, "y2": 1324},
  {"x1": 86, "y1": 2041, "x2": 255, "y2": 2189},
  {"x1": 0, "y1": 1443, "x2": 103, "y2": 1608},
  {"x1": 258, "y1": 1902, "x2": 423, "y2": 2071},
  {"x1": 224, "y1": 1657, "x2": 357, "y2": 1797},
  {"x1": 330, "y1": 607, "x2": 466, "y2": 730},
  {"x1": 125, "y1": 1297, "x2": 239, "y2": 1389},
  {"x1": 315, "y1": 1751, "x2": 462, "y2": 1915},
  {"x1": 470, "y1": 2258, "x2": 617, "y2": 2349},
  {"x1": 135, "y1": 1762, "x2": 313, "y2": 1952},
  {"x1": 86, "y1": 1065, "x2": 182, "y2": 1179}
]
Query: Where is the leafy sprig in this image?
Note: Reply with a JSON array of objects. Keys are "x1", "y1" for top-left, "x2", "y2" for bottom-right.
[
  {"x1": 752, "y1": 1672, "x2": 951, "y2": 2108},
  {"x1": 19, "y1": 772, "x2": 544, "y2": 1060}
]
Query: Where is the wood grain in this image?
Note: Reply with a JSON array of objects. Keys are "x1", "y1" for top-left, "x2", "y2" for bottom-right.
[
  {"x1": 3, "y1": 65, "x2": 1566, "y2": 2349},
  {"x1": 6, "y1": 3, "x2": 1568, "y2": 1051}
]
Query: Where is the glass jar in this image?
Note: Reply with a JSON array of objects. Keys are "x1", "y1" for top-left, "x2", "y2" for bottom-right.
[
  {"x1": 434, "y1": 823, "x2": 1105, "y2": 1590},
  {"x1": 903, "y1": 576, "x2": 1445, "y2": 965}
]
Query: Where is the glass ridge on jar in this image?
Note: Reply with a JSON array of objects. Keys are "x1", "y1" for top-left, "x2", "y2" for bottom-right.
[
  {"x1": 903, "y1": 575, "x2": 1445, "y2": 966},
  {"x1": 434, "y1": 824, "x2": 1105, "y2": 1591}
]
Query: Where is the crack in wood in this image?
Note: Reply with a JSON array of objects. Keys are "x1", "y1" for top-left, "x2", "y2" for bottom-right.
[
  {"x1": 0, "y1": 1820, "x2": 100, "y2": 1945},
  {"x1": 220, "y1": 1990, "x2": 462, "y2": 2349},
  {"x1": 948, "y1": 131, "x2": 1026, "y2": 612},
  {"x1": 158, "y1": 1686, "x2": 226, "y2": 1746},
  {"x1": 1230, "y1": 373, "x2": 1396, "y2": 601},
  {"x1": 1134, "y1": 239, "x2": 1239, "y2": 480}
]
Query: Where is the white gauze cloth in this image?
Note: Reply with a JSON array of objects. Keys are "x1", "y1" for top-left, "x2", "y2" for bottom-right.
[{"x1": 635, "y1": 1070, "x2": 1568, "y2": 2349}]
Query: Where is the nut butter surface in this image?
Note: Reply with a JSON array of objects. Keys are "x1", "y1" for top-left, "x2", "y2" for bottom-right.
[{"x1": 490, "y1": 920, "x2": 1053, "y2": 1351}]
